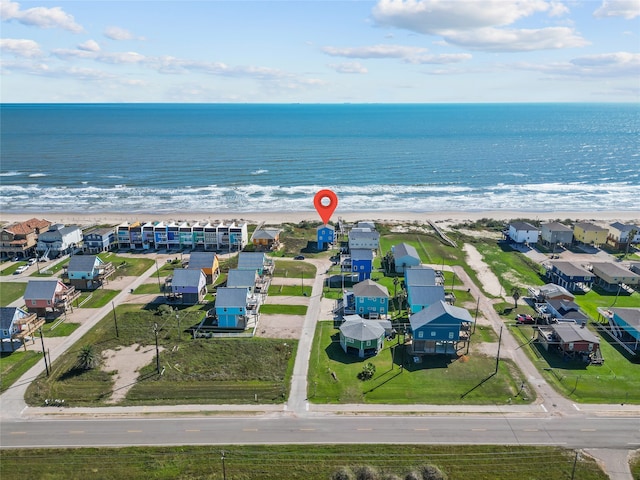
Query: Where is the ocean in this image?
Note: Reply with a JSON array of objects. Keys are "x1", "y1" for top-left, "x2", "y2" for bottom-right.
[{"x1": 1, "y1": 103, "x2": 638, "y2": 214}]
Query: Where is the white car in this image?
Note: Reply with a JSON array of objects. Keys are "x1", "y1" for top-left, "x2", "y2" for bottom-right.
[
  {"x1": 14, "y1": 265, "x2": 29, "y2": 274},
  {"x1": 28, "y1": 258, "x2": 37, "y2": 266}
]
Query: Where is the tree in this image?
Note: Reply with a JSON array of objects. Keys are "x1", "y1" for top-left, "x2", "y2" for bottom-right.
[
  {"x1": 358, "y1": 363, "x2": 376, "y2": 381},
  {"x1": 76, "y1": 345, "x2": 99, "y2": 370},
  {"x1": 511, "y1": 287, "x2": 521, "y2": 309}
]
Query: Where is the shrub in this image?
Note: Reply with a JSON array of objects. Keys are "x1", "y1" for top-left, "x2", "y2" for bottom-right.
[
  {"x1": 354, "y1": 465, "x2": 378, "y2": 480},
  {"x1": 418, "y1": 465, "x2": 447, "y2": 480},
  {"x1": 357, "y1": 362, "x2": 376, "y2": 381},
  {"x1": 332, "y1": 467, "x2": 353, "y2": 480}
]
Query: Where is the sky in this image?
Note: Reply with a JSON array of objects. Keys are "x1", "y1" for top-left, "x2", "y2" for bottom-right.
[{"x1": 1, "y1": 0, "x2": 639, "y2": 103}]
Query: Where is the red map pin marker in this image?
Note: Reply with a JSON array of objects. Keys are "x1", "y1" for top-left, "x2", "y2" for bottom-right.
[{"x1": 314, "y1": 189, "x2": 338, "y2": 224}]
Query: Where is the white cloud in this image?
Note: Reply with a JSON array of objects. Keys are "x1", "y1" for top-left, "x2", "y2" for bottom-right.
[
  {"x1": 104, "y1": 26, "x2": 141, "y2": 41},
  {"x1": 444, "y1": 27, "x2": 589, "y2": 51},
  {"x1": 0, "y1": 0, "x2": 83, "y2": 33},
  {"x1": 78, "y1": 40, "x2": 100, "y2": 52},
  {"x1": 518, "y1": 51, "x2": 640, "y2": 77},
  {"x1": 0, "y1": 38, "x2": 42, "y2": 57},
  {"x1": 323, "y1": 44, "x2": 428, "y2": 59},
  {"x1": 593, "y1": 0, "x2": 640, "y2": 19},
  {"x1": 408, "y1": 53, "x2": 472, "y2": 64},
  {"x1": 328, "y1": 62, "x2": 368, "y2": 74},
  {"x1": 371, "y1": 0, "x2": 585, "y2": 52}
]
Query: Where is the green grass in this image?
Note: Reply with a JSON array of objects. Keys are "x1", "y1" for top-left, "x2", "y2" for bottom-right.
[
  {"x1": 308, "y1": 321, "x2": 534, "y2": 405},
  {"x1": 260, "y1": 304, "x2": 308, "y2": 315},
  {"x1": 41, "y1": 320, "x2": 81, "y2": 337},
  {"x1": 24, "y1": 303, "x2": 297, "y2": 407},
  {"x1": 268, "y1": 284, "x2": 312, "y2": 296},
  {"x1": 30, "y1": 258, "x2": 70, "y2": 277},
  {"x1": 75, "y1": 289, "x2": 120, "y2": 308},
  {"x1": 0, "y1": 445, "x2": 607, "y2": 480},
  {"x1": 509, "y1": 323, "x2": 640, "y2": 403},
  {"x1": 0, "y1": 261, "x2": 28, "y2": 276},
  {"x1": 573, "y1": 287, "x2": 640, "y2": 321},
  {"x1": 0, "y1": 281, "x2": 27, "y2": 306},
  {"x1": 631, "y1": 452, "x2": 640, "y2": 480},
  {"x1": 99, "y1": 254, "x2": 155, "y2": 277},
  {"x1": 0, "y1": 350, "x2": 41, "y2": 393},
  {"x1": 132, "y1": 283, "x2": 163, "y2": 295},
  {"x1": 273, "y1": 259, "x2": 317, "y2": 278}
]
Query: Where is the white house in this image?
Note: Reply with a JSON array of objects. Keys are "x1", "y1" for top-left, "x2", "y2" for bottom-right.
[
  {"x1": 508, "y1": 222, "x2": 539, "y2": 244},
  {"x1": 36, "y1": 224, "x2": 83, "y2": 258}
]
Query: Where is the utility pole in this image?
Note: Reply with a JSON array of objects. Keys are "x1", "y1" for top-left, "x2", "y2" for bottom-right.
[
  {"x1": 153, "y1": 322, "x2": 160, "y2": 374},
  {"x1": 39, "y1": 328, "x2": 49, "y2": 376},
  {"x1": 111, "y1": 301, "x2": 119, "y2": 338},
  {"x1": 495, "y1": 325, "x2": 503, "y2": 375},
  {"x1": 221, "y1": 451, "x2": 227, "y2": 480},
  {"x1": 175, "y1": 309, "x2": 181, "y2": 343},
  {"x1": 570, "y1": 450, "x2": 579, "y2": 480}
]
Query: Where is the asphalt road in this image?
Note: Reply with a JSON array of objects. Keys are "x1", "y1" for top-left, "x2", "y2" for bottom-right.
[{"x1": 2, "y1": 413, "x2": 639, "y2": 449}]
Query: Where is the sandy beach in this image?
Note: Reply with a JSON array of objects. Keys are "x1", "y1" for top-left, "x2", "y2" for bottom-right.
[{"x1": 2, "y1": 210, "x2": 639, "y2": 228}]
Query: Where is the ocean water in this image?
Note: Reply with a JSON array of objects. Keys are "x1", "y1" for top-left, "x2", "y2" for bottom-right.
[{"x1": 1, "y1": 103, "x2": 638, "y2": 214}]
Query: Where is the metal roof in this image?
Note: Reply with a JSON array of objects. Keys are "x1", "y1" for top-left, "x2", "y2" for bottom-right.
[
  {"x1": 405, "y1": 267, "x2": 436, "y2": 287},
  {"x1": 552, "y1": 324, "x2": 599, "y2": 344},
  {"x1": 227, "y1": 269, "x2": 257, "y2": 288},
  {"x1": 408, "y1": 285, "x2": 445, "y2": 306},
  {"x1": 351, "y1": 249, "x2": 374, "y2": 261},
  {"x1": 550, "y1": 261, "x2": 594, "y2": 278},
  {"x1": 0, "y1": 307, "x2": 28, "y2": 330},
  {"x1": 410, "y1": 300, "x2": 473, "y2": 329},
  {"x1": 68, "y1": 255, "x2": 100, "y2": 272},
  {"x1": 187, "y1": 252, "x2": 217, "y2": 271},
  {"x1": 171, "y1": 268, "x2": 205, "y2": 287},
  {"x1": 393, "y1": 242, "x2": 419, "y2": 260},
  {"x1": 353, "y1": 279, "x2": 388, "y2": 298},
  {"x1": 611, "y1": 307, "x2": 640, "y2": 329},
  {"x1": 24, "y1": 280, "x2": 65, "y2": 300},
  {"x1": 215, "y1": 287, "x2": 248, "y2": 307},
  {"x1": 340, "y1": 316, "x2": 386, "y2": 341}
]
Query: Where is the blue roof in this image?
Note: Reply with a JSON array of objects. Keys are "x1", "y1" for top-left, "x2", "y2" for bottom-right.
[
  {"x1": 215, "y1": 287, "x2": 248, "y2": 308},
  {"x1": 68, "y1": 255, "x2": 100, "y2": 272},
  {"x1": 227, "y1": 269, "x2": 257, "y2": 288},
  {"x1": 405, "y1": 267, "x2": 436, "y2": 287},
  {"x1": 172, "y1": 269, "x2": 205, "y2": 288},
  {"x1": 187, "y1": 252, "x2": 217, "y2": 270},
  {"x1": 408, "y1": 285, "x2": 445, "y2": 306},
  {"x1": 0, "y1": 307, "x2": 28, "y2": 330},
  {"x1": 410, "y1": 300, "x2": 474, "y2": 329}
]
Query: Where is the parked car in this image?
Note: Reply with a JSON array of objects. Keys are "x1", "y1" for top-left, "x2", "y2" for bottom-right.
[
  {"x1": 14, "y1": 265, "x2": 28, "y2": 274},
  {"x1": 27, "y1": 258, "x2": 36, "y2": 266},
  {"x1": 516, "y1": 313, "x2": 535, "y2": 324},
  {"x1": 294, "y1": 255, "x2": 305, "y2": 260}
]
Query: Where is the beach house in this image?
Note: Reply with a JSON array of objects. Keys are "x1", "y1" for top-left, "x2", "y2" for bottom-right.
[
  {"x1": 546, "y1": 261, "x2": 595, "y2": 292},
  {"x1": 545, "y1": 299, "x2": 589, "y2": 324},
  {"x1": 407, "y1": 285, "x2": 446, "y2": 314},
  {"x1": 0, "y1": 218, "x2": 51, "y2": 259},
  {"x1": 409, "y1": 300, "x2": 474, "y2": 355},
  {"x1": 351, "y1": 248, "x2": 374, "y2": 282},
  {"x1": 170, "y1": 269, "x2": 207, "y2": 305},
  {"x1": 537, "y1": 323, "x2": 600, "y2": 362},
  {"x1": 237, "y1": 252, "x2": 274, "y2": 276},
  {"x1": 590, "y1": 262, "x2": 640, "y2": 291},
  {"x1": 66, "y1": 254, "x2": 115, "y2": 290},
  {"x1": 23, "y1": 279, "x2": 80, "y2": 317},
  {"x1": 507, "y1": 221, "x2": 539, "y2": 245},
  {"x1": 36, "y1": 224, "x2": 82, "y2": 259},
  {"x1": 82, "y1": 227, "x2": 116, "y2": 253},
  {"x1": 348, "y1": 227, "x2": 379, "y2": 251},
  {"x1": 227, "y1": 269, "x2": 259, "y2": 294},
  {"x1": 351, "y1": 279, "x2": 389, "y2": 319},
  {"x1": 339, "y1": 315, "x2": 386, "y2": 358},
  {"x1": 606, "y1": 307, "x2": 640, "y2": 352},
  {"x1": 391, "y1": 243, "x2": 421, "y2": 273},
  {"x1": 187, "y1": 251, "x2": 219, "y2": 284},
  {"x1": 316, "y1": 224, "x2": 335, "y2": 251},
  {"x1": 252, "y1": 227, "x2": 282, "y2": 250},
  {"x1": 214, "y1": 287, "x2": 250, "y2": 329},
  {"x1": 405, "y1": 266, "x2": 439, "y2": 288},
  {"x1": 0, "y1": 307, "x2": 43, "y2": 352},
  {"x1": 573, "y1": 222, "x2": 608, "y2": 247},
  {"x1": 540, "y1": 222, "x2": 574, "y2": 249},
  {"x1": 606, "y1": 222, "x2": 640, "y2": 251}
]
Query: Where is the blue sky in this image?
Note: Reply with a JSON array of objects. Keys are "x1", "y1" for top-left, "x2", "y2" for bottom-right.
[{"x1": 1, "y1": 0, "x2": 638, "y2": 102}]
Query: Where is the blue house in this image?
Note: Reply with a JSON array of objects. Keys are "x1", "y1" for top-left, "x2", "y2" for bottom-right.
[
  {"x1": 392, "y1": 243, "x2": 420, "y2": 273},
  {"x1": 317, "y1": 224, "x2": 335, "y2": 250},
  {"x1": 351, "y1": 248, "x2": 373, "y2": 282},
  {"x1": 609, "y1": 307, "x2": 640, "y2": 352},
  {"x1": 407, "y1": 285, "x2": 445, "y2": 314},
  {"x1": 215, "y1": 287, "x2": 249, "y2": 329},
  {"x1": 171, "y1": 269, "x2": 207, "y2": 305},
  {"x1": 405, "y1": 266, "x2": 438, "y2": 288},
  {"x1": 226, "y1": 269, "x2": 259, "y2": 294},
  {"x1": 546, "y1": 261, "x2": 595, "y2": 292},
  {"x1": 409, "y1": 300, "x2": 474, "y2": 355},
  {"x1": 0, "y1": 307, "x2": 40, "y2": 352},
  {"x1": 237, "y1": 252, "x2": 274, "y2": 276},
  {"x1": 352, "y1": 279, "x2": 389, "y2": 319},
  {"x1": 82, "y1": 227, "x2": 116, "y2": 253},
  {"x1": 66, "y1": 254, "x2": 115, "y2": 290}
]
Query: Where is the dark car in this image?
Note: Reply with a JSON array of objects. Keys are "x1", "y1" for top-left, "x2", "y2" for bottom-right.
[{"x1": 294, "y1": 255, "x2": 305, "y2": 260}]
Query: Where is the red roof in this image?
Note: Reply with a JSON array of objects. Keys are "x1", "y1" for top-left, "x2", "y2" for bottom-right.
[{"x1": 4, "y1": 218, "x2": 51, "y2": 236}]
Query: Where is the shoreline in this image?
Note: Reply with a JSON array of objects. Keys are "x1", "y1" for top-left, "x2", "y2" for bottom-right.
[{"x1": 1, "y1": 210, "x2": 638, "y2": 227}]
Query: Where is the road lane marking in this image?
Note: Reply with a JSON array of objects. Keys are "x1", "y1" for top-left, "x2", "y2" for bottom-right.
[
  {"x1": 242, "y1": 428, "x2": 258, "y2": 432},
  {"x1": 580, "y1": 428, "x2": 596, "y2": 432},
  {"x1": 523, "y1": 429, "x2": 539, "y2": 432},
  {"x1": 471, "y1": 429, "x2": 486, "y2": 432},
  {"x1": 414, "y1": 428, "x2": 429, "y2": 431},
  {"x1": 10, "y1": 431, "x2": 26, "y2": 435},
  {"x1": 127, "y1": 430, "x2": 142, "y2": 433},
  {"x1": 357, "y1": 428, "x2": 373, "y2": 431},
  {"x1": 185, "y1": 429, "x2": 201, "y2": 432},
  {"x1": 68, "y1": 431, "x2": 85, "y2": 434},
  {"x1": 299, "y1": 428, "x2": 316, "y2": 431}
]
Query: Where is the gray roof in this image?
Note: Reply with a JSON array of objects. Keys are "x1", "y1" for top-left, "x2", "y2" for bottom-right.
[
  {"x1": 550, "y1": 261, "x2": 594, "y2": 278},
  {"x1": 84, "y1": 226, "x2": 115, "y2": 236},
  {"x1": 187, "y1": 252, "x2": 217, "y2": 271},
  {"x1": 405, "y1": 267, "x2": 436, "y2": 287},
  {"x1": 591, "y1": 262, "x2": 640, "y2": 279},
  {"x1": 0, "y1": 307, "x2": 28, "y2": 330},
  {"x1": 237, "y1": 252, "x2": 267, "y2": 270},
  {"x1": 215, "y1": 287, "x2": 248, "y2": 308},
  {"x1": 393, "y1": 243, "x2": 419, "y2": 260},
  {"x1": 409, "y1": 285, "x2": 445, "y2": 306},
  {"x1": 539, "y1": 283, "x2": 574, "y2": 299},
  {"x1": 552, "y1": 324, "x2": 599, "y2": 344},
  {"x1": 541, "y1": 222, "x2": 573, "y2": 232},
  {"x1": 510, "y1": 221, "x2": 538, "y2": 231},
  {"x1": 574, "y1": 222, "x2": 607, "y2": 232},
  {"x1": 340, "y1": 316, "x2": 385, "y2": 341},
  {"x1": 351, "y1": 249, "x2": 374, "y2": 261},
  {"x1": 353, "y1": 279, "x2": 388, "y2": 298},
  {"x1": 611, "y1": 307, "x2": 640, "y2": 329},
  {"x1": 410, "y1": 300, "x2": 473, "y2": 329},
  {"x1": 68, "y1": 255, "x2": 100, "y2": 272},
  {"x1": 253, "y1": 228, "x2": 281, "y2": 240},
  {"x1": 349, "y1": 229, "x2": 379, "y2": 241},
  {"x1": 227, "y1": 269, "x2": 257, "y2": 288},
  {"x1": 171, "y1": 268, "x2": 205, "y2": 288},
  {"x1": 547, "y1": 299, "x2": 581, "y2": 313},
  {"x1": 609, "y1": 222, "x2": 639, "y2": 232},
  {"x1": 24, "y1": 280, "x2": 64, "y2": 300}
]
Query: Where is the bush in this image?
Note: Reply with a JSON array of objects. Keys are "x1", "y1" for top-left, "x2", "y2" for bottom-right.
[
  {"x1": 418, "y1": 465, "x2": 447, "y2": 480},
  {"x1": 405, "y1": 472, "x2": 420, "y2": 480},
  {"x1": 354, "y1": 465, "x2": 378, "y2": 480},
  {"x1": 357, "y1": 362, "x2": 376, "y2": 381},
  {"x1": 332, "y1": 467, "x2": 353, "y2": 480}
]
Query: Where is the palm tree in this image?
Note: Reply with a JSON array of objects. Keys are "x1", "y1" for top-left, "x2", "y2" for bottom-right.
[
  {"x1": 76, "y1": 344, "x2": 99, "y2": 370},
  {"x1": 511, "y1": 287, "x2": 522, "y2": 309}
]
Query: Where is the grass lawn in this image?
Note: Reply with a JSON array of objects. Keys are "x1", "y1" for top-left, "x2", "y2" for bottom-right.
[
  {"x1": 75, "y1": 289, "x2": 120, "y2": 308},
  {"x1": 273, "y1": 259, "x2": 317, "y2": 278},
  {"x1": 30, "y1": 258, "x2": 70, "y2": 277},
  {"x1": 0, "y1": 261, "x2": 28, "y2": 276},
  {"x1": 24, "y1": 303, "x2": 297, "y2": 407},
  {"x1": 0, "y1": 281, "x2": 27, "y2": 306},
  {"x1": 260, "y1": 304, "x2": 308, "y2": 315},
  {"x1": 99, "y1": 254, "x2": 155, "y2": 277},
  {"x1": 0, "y1": 350, "x2": 40, "y2": 393},
  {"x1": 509, "y1": 324, "x2": 640, "y2": 403},
  {"x1": 268, "y1": 284, "x2": 312, "y2": 296},
  {"x1": 573, "y1": 287, "x2": 640, "y2": 321},
  {"x1": 132, "y1": 283, "x2": 163, "y2": 295},
  {"x1": 308, "y1": 321, "x2": 534, "y2": 405},
  {"x1": 0, "y1": 445, "x2": 606, "y2": 480},
  {"x1": 473, "y1": 239, "x2": 546, "y2": 296},
  {"x1": 41, "y1": 320, "x2": 81, "y2": 337}
]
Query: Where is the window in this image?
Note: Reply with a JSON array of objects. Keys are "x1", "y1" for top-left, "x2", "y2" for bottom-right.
[
  {"x1": 46, "y1": 300, "x2": 51, "y2": 305},
  {"x1": 418, "y1": 331, "x2": 423, "y2": 338},
  {"x1": 359, "y1": 307, "x2": 363, "y2": 313},
  {"x1": 448, "y1": 332, "x2": 454, "y2": 339},
  {"x1": 366, "y1": 340, "x2": 371, "y2": 346},
  {"x1": 32, "y1": 300, "x2": 37, "y2": 306},
  {"x1": 568, "y1": 342, "x2": 574, "y2": 351},
  {"x1": 431, "y1": 331, "x2": 436, "y2": 337},
  {"x1": 380, "y1": 298, "x2": 384, "y2": 304}
]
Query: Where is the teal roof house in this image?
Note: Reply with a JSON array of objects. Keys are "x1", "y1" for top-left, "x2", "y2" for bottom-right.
[{"x1": 409, "y1": 300, "x2": 473, "y2": 355}]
